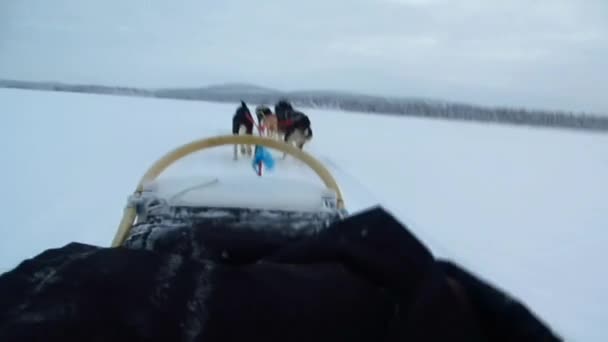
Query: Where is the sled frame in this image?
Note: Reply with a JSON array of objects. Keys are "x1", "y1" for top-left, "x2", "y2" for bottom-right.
[{"x1": 112, "y1": 134, "x2": 345, "y2": 247}]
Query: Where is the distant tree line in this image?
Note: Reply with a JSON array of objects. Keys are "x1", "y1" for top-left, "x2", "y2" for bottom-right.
[{"x1": 2, "y1": 79, "x2": 607, "y2": 132}]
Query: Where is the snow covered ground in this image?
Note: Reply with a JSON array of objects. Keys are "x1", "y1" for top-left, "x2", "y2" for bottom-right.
[{"x1": 2, "y1": 88, "x2": 608, "y2": 340}]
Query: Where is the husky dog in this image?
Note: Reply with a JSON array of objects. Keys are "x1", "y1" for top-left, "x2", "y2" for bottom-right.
[
  {"x1": 282, "y1": 110, "x2": 313, "y2": 149},
  {"x1": 255, "y1": 105, "x2": 279, "y2": 139},
  {"x1": 272, "y1": 100, "x2": 314, "y2": 156},
  {"x1": 232, "y1": 101, "x2": 255, "y2": 159},
  {"x1": 277, "y1": 109, "x2": 313, "y2": 159}
]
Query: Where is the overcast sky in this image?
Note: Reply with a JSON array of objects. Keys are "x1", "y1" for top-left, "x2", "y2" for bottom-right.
[{"x1": 1, "y1": 0, "x2": 606, "y2": 113}]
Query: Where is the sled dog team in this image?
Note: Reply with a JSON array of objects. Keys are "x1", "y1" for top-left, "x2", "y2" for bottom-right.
[{"x1": 232, "y1": 99, "x2": 313, "y2": 159}]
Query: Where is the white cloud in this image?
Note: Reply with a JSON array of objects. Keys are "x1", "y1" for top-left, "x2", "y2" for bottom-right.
[{"x1": 0, "y1": 0, "x2": 606, "y2": 113}]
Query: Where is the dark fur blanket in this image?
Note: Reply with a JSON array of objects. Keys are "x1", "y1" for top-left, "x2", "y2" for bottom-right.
[{"x1": 0, "y1": 207, "x2": 560, "y2": 341}]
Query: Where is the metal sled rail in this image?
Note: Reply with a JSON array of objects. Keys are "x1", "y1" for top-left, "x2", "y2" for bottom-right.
[{"x1": 112, "y1": 134, "x2": 345, "y2": 247}]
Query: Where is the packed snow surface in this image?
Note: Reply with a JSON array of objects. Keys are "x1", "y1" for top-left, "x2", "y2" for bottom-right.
[{"x1": 2, "y1": 88, "x2": 608, "y2": 341}]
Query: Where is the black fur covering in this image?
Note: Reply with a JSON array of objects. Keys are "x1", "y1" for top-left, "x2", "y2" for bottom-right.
[
  {"x1": 232, "y1": 101, "x2": 254, "y2": 135},
  {"x1": 0, "y1": 207, "x2": 561, "y2": 341},
  {"x1": 283, "y1": 110, "x2": 313, "y2": 142},
  {"x1": 274, "y1": 99, "x2": 294, "y2": 121},
  {"x1": 271, "y1": 99, "x2": 313, "y2": 144}
]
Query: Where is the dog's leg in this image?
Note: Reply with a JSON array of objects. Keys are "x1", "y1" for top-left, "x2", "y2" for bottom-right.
[
  {"x1": 283, "y1": 129, "x2": 301, "y2": 159},
  {"x1": 272, "y1": 118, "x2": 280, "y2": 140},
  {"x1": 259, "y1": 118, "x2": 267, "y2": 137},
  {"x1": 281, "y1": 136, "x2": 289, "y2": 159},
  {"x1": 272, "y1": 122, "x2": 280, "y2": 140},
  {"x1": 232, "y1": 120, "x2": 239, "y2": 160},
  {"x1": 282, "y1": 130, "x2": 291, "y2": 159},
  {"x1": 238, "y1": 125, "x2": 247, "y2": 155}
]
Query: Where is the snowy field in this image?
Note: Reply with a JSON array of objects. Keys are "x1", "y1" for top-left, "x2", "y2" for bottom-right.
[{"x1": 2, "y1": 88, "x2": 608, "y2": 340}]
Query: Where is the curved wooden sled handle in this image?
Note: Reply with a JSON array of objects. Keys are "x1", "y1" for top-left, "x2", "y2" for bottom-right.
[{"x1": 112, "y1": 134, "x2": 345, "y2": 247}]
